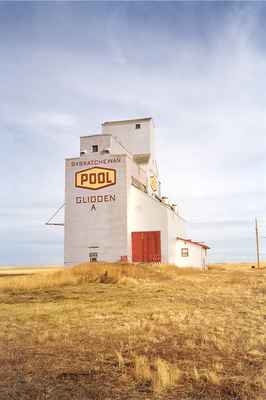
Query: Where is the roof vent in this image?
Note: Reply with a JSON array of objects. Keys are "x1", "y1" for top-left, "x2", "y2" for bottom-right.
[
  {"x1": 171, "y1": 204, "x2": 177, "y2": 212},
  {"x1": 162, "y1": 196, "x2": 169, "y2": 204}
]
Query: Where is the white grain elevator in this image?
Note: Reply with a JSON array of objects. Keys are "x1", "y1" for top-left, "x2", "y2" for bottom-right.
[{"x1": 64, "y1": 118, "x2": 209, "y2": 268}]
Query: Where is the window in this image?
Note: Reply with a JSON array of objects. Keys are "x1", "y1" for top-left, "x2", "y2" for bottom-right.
[
  {"x1": 89, "y1": 252, "x2": 98, "y2": 262},
  {"x1": 135, "y1": 123, "x2": 141, "y2": 129},
  {"x1": 181, "y1": 248, "x2": 189, "y2": 257},
  {"x1": 92, "y1": 145, "x2": 98, "y2": 153}
]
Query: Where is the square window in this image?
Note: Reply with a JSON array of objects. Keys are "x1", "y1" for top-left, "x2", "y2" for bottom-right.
[
  {"x1": 92, "y1": 145, "x2": 98, "y2": 153},
  {"x1": 135, "y1": 123, "x2": 141, "y2": 129},
  {"x1": 181, "y1": 248, "x2": 189, "y2": 257},
  {"x1": 89, "y1": 252, "x2": 98, "y2": 262}
]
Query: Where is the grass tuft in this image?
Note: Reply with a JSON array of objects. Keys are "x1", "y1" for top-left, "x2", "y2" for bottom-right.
[
  {"x1": 134, "y1": 355, "x2": 152, "y2": 382},
  {"x1": 152, "y1": 357, "x2": 182, "y2": 393},
  {"x1": 133, "y1": 355, "x2": 182, "y2": 393}
]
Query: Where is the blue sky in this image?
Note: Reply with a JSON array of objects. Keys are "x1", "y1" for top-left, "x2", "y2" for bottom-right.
[{"x1": 0, "y1": 1, "x2": 265, "y2": 265}]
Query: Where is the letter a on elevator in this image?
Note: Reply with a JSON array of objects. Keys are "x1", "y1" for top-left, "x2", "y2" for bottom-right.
[{"x1": 75, "y1": 167, "x2": 116, "y2": 190}]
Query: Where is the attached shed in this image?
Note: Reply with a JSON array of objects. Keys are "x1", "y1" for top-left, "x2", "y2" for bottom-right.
[{"x1": 176, "y1": 237, "x2": 210, "y2": 269}]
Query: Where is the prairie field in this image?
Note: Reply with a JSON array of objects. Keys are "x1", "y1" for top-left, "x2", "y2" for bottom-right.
[{"x1": 0, "y1": 262, "x2": 265, "y2": 400}]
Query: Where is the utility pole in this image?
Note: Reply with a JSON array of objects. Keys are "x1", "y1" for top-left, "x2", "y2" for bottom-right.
[{"x1": 255, "y1": 218, "x2": 260, "y2": 269}]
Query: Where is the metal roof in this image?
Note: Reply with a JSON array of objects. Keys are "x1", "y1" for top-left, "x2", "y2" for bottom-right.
[
  {"x1": 102, "y1": 117, "x2": 152, "y2": 125},
  {"x1": 176, "y1": 236, "x2": 210, "y2": 250}
]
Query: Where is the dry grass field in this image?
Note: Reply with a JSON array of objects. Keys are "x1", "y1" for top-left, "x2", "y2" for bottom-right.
[{"x1": 0, "y1": 262, "x2": 265, "y2": 400}]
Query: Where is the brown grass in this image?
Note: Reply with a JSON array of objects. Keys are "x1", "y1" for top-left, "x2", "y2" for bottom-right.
[
  {"x1": 0, "y1": 262, "x2": 265, "y2": 399},
  {"x1": 133, "y1": 355, "x2": 182, "y2": 393},
  {"x1": 0, "y1": 262, "x2": 200, "y2": 290}
]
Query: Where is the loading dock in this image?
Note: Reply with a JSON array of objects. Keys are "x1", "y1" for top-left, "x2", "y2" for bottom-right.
[{"x1": 132, "y1": 231, "x2": 161, "y2": 263}]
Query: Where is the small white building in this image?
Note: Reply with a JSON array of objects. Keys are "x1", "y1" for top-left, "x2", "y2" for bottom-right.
[
  {"x1": 64, "y1": 118, "x2": 209, "y2": 268},
  {"x1": 176, "y1": 237, "x2": 209, "y2": 269}
]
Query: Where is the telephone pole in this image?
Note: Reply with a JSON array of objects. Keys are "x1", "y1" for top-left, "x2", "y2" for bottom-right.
[{"x1": 255, "y1": 218, "x2": 260, "y2": 269}]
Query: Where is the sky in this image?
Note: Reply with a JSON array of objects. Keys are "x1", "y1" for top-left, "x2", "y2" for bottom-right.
[{"x1": 0, "y1": 1, "x2": 265, "y2": 265}]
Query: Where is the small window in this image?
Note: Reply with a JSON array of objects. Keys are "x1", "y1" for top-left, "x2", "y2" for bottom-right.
[
  {"x1": 181, "y1": 248, "x2": 189, "y2": 257},
  {"x1": 135, "y1": 123, "x2": 141, "y2": 129},
  {"x1": 92, "y1": 145, "x2": 98, "y2": 153},
  {"x1": 89, "y1": 252, "x2": 98, "y2": 262}
]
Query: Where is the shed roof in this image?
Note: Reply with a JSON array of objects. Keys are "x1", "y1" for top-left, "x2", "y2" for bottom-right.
[{"x1": 176, "y1": 236, "x2": 210, "y2": 250}]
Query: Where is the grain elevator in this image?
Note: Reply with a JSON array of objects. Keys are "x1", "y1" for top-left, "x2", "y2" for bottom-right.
[{"x1": 64, "y1": 118, "x2": 209, "y2": 268}]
